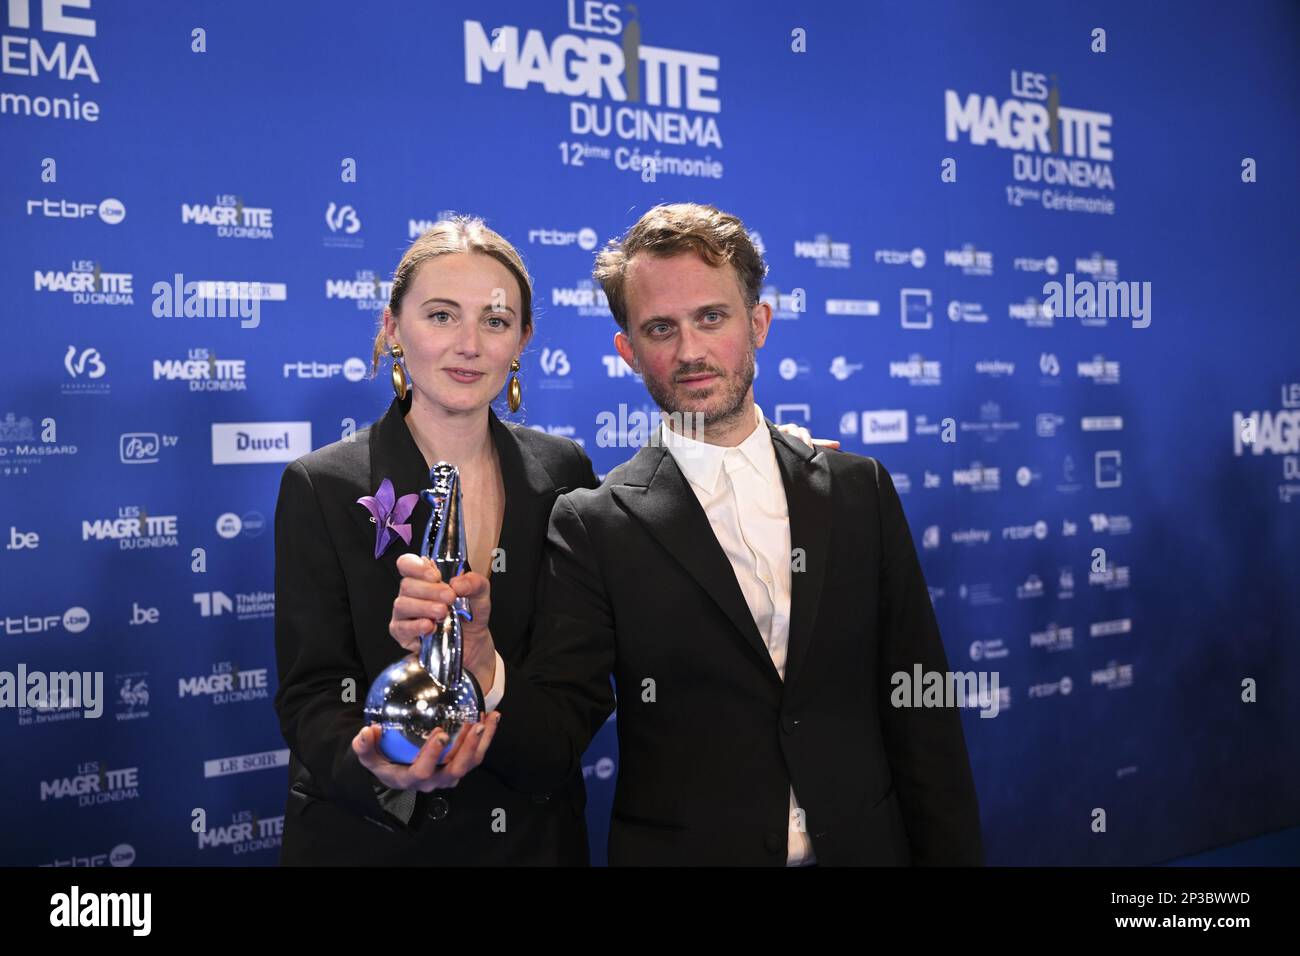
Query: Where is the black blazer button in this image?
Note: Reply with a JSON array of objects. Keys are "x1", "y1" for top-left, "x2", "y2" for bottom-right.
[
  {"x1": 428, "y1": 796, "x2": 450, "y2": 821},
  {"x1": 781, "y1": 715, "x2": 800, "y2": 735},
  {"x1": 531, "y1": 793, "x2": 551, "y2": 804},
  {"x1": 765, "y1": 832, "x2": 785, "y2": 854}
]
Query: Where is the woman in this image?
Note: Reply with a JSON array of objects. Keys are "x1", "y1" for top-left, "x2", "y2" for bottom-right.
[
  {"x1": 274, "y1": 216, "x2": 828, "y2": 866},
  {"x1": 274, "y1": 217, "x2": 598, "y2": 865}
]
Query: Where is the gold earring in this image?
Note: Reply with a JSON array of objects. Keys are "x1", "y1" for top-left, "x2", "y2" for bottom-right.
[
  {"x1": 507, "y1": 357, "x2": 522, "y2": 412},
  {"x1": 390, "y1": 343, "x2": 409, "y2": 401}
]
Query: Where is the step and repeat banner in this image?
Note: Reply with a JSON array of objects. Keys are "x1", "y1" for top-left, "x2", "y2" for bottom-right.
[{"x1": 2, "y1": 0, "x2": 1297, "y2": 866}]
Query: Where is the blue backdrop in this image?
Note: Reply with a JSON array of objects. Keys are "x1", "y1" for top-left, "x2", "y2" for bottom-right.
[{"x1": 2, "y1": 0, "x2": 1297, "y2": 866}]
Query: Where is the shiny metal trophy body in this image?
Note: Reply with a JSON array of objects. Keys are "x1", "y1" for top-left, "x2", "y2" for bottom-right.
[{"x1": 363, "y1": 463, "x2": 481, "y2": 765}]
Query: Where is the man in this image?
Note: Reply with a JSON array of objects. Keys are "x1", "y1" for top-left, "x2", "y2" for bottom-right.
[{"x1": 397, "y1": 203, "x2": 983, "y2": 865}]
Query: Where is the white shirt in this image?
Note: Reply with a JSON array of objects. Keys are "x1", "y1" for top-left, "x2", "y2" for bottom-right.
[
  {"x1": 659, "y1": 404, "x2": 815, "y2": 866},
  {"x1": 485, "y1": 404, "x2": 815, "y2": 865}
]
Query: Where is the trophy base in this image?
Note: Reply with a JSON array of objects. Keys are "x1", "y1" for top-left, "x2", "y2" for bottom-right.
[{"x1": 363, "y1": 659, "x2": 481, "y2": 766}]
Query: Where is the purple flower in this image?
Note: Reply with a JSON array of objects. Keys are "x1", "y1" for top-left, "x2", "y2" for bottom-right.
[{"x1": 357, "y1": 478, "x2": 419, "y2": 560}]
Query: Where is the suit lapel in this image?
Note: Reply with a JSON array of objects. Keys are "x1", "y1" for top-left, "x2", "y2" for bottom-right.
[
  {"x1": 489, "y1": 408, "x2": 571, "y2": 584},
  {"x1": 351, "y1": 397, "x2": 562, "y2": 588},
  {"x1": 351, "y1": 393, "x2": 435, "y2": 587},
  {"x1": 611, "y1": 442, "x2": 783, "y2": 687},
  {"x1": 768, "y1": 423, "x2": 832, "y2": 690}
]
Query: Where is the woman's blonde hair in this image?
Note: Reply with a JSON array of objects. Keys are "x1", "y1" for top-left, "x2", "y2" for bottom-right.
[{"x1": 368, "y1": 215, "x2": 534, "y2": 378}]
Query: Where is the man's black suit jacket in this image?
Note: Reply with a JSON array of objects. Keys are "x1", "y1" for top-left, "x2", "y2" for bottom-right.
[
  {"x1": 273, "y1": 392, "x2": 598, "y2": 865},
  {"x1": 484, "y1": 420, "x2": 984, "y2": 865}
]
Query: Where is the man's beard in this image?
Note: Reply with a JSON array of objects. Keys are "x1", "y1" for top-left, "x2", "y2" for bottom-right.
[{"x1": 641, "y1": 333, "x2": 756, "y2": 432}]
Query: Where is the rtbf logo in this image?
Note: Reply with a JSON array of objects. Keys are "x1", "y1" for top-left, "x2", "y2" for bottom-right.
[
  {"x1": 529, "y1": 227, "x2": 597, "y2": 250},
  {"x1": 5, "y1": 607, "x2": 90, "y2": 635},
  {"x1": 282, "y1": 359, "x2": 366, "y2": 381},
  {"x1": 27, "y1": 198, "x2": 124, "y2": 223}
]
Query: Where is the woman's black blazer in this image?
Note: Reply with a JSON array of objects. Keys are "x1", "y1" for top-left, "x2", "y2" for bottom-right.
[{"x1": 273, "y1": 391, "x2": 599, "y2": 865}]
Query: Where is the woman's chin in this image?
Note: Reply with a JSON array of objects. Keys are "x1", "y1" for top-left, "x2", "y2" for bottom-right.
[{"x1": 422, "y1": 389, "x2": 492, "y2": 415}]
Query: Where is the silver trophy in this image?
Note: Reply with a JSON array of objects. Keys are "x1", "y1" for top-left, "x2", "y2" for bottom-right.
[{"x1": 364, "y1": 462, "x2": 482, "y2": 765}]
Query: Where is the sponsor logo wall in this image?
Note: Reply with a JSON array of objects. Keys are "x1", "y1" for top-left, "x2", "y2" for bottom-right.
[{"x1": 1, "y1": 0, "x2": 1296, "y2": 866}]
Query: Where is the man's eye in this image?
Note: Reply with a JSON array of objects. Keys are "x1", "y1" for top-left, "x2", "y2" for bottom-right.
[
  {"x1": 702, "y1": 311, "x2": 722, "y2": 323},
  {"x1": 649, "y1": 324, "x2": 670, "y2": 336}
]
